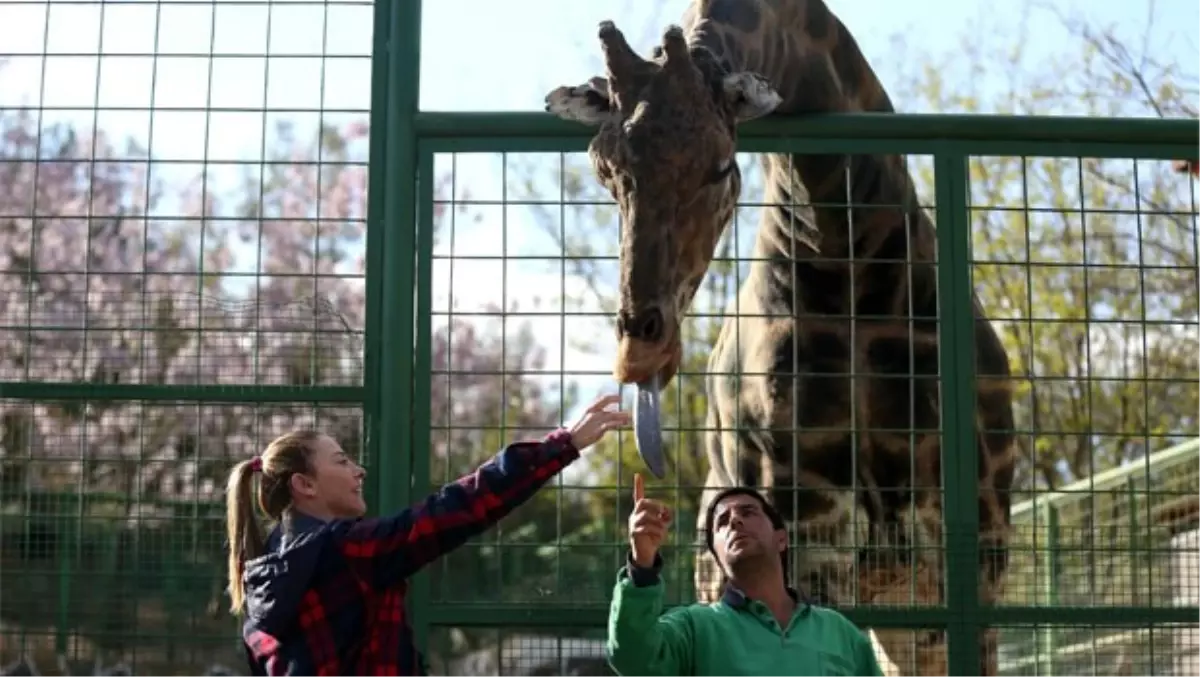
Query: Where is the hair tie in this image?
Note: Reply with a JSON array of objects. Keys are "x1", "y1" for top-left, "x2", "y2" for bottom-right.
[{"x1": 248, "y1": 457, "x2": 263, "y2": 472}]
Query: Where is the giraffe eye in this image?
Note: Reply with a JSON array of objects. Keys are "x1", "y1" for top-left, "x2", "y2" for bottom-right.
[{"x1": 709, "y1": 157, "x2": 736, "y2": 185}]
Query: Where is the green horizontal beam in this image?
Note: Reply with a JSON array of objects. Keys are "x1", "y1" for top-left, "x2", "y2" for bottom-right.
[
  {"x1": 413, "y1": 111, "x2": 1199, "y2": 149},
  {"x1": 424, "y1": 603, "x2": 1199, "y2": 629},
  {"x1": 984, "y1": 605, "x2": 1199, "y2": 625},
  {"x1": 0, "y1": 382, "x2": 364, "y2": 404},
  {"x1": 419, "y1": 134, "x2": 1192, "y2": 161}
]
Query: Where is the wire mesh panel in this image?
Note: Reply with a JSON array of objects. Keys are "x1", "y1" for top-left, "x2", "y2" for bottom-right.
[
  {"x1": 2, "y1": 0, "x2": 1197, "y2": 673},
  {"x1": 413, "y1": 128, "x2": 1198, "y2": 677},
  {"x1": 428, "y1": 627, "x2": 613, "y2": 676},
  {"x1": 0, "y1": 400, "x2": 363, "y2": 675},
  {"x1": 429, "y1": 142, "x2": 959, "y2": 673},
  {"x1": 972, "y1": 152, "x2": 1200, "y2": 676},
  {"x1": 0, "y1": 0, "x2": 375, "y2": 672},
  {"x1": 417, "y1": 142, "x2": 961, "y2": 676},
  {"x1": 996, "y1": 623, "x2": 1200, "y2": 676}
]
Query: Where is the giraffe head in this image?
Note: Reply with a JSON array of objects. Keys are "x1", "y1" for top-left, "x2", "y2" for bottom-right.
[{"x1": 545, "y1": 21, "x2": 782, "y2": 387}]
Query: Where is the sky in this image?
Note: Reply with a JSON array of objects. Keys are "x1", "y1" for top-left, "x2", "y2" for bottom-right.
[{"x1": 0, "y1": 0, "x2": 1197, "y2": 427}]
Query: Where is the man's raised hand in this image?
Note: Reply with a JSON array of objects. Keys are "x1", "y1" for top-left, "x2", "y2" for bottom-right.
[{"x1": 629, "y1": 472, "x2": 671, "y2": 568}]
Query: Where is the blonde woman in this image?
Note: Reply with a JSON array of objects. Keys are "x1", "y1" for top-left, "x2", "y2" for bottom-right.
[{"x1": 225, "y1": 393, "x2": 630, "y2": 675}]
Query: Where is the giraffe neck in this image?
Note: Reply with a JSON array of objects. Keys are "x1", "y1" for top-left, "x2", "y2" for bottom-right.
[{"x1": 684, "y1": 0, "x2": 924, "y2": 263}]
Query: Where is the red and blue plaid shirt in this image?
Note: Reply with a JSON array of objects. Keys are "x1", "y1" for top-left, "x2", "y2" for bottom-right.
[{"x1": 240, "y1": 428, "x2": 580, "y2": 675}]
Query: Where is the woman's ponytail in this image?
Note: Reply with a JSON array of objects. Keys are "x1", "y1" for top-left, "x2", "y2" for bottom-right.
[{"x1": 226, "y1": 459, "x2": 265, "y2": 615}]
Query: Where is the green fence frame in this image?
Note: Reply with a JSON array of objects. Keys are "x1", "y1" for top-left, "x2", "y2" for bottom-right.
[
  {"x1": 2, "y1": 0, "x2": 1196, "y2": 673},
  {"x1": 397, "y1": 122, "x2": 1197, "y2": 674},
  {"x1": 365, "y1": 3, "x2": 1199, "y2": 675}
]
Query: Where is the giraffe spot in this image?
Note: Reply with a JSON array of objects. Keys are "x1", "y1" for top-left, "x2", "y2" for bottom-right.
[
  {"x1": 766, "y1": 483, "x2": 841, "y2": 525},
  {"x1": 804, "y1": 1, "x2": 831, "y2": 42},
  {"x1": 862, "y1": 337, "x2": 941, "y2": 437},
  {"x1": 786, "y1": 376, "x2": 854, "y2": 443},
  {"x1": 803, "y1": 327, "x2": 851, "y2": 375},
  {"x1": 865, "y1": 333, "x2": 939, "y2": 377},
  {"x1": 738, "y1": 455, "x2": 760, "y2": 486},
  {"x1": 854, "y1": 268, "x2": 907, "y2": 318},
  {"x1": 832, "y1": 35, "x2": 864, "y2": 99},
  {"x1": 784, "y1": 437, "x2": 857, "y2": 489},
  {"x1": 791, "y1": 261, "x2": 853, "y2": 316},
  {"x1": 720, "y1": 31, "x2": 744, "y2": 71},
  {"x1": 708, "y1": 0, "x2": 761, "y2": 33}
]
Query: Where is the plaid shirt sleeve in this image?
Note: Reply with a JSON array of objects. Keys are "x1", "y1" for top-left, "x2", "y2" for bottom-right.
[{"x1": 337, "y1": 427, "x2": 580, "y2": 589}]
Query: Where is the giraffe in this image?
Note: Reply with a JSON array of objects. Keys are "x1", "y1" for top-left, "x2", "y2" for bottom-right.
[{"x1": 543, "y1": 1, "x2": 1018, "y2": 675}]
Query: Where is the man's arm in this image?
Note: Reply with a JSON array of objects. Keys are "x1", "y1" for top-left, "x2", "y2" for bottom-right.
[
  {"x1": 334, "y1": 428, "x2": 579, "y2": 588},
  {"x1": 606, "y1": 553, "x2": 694, "y2": 676}
]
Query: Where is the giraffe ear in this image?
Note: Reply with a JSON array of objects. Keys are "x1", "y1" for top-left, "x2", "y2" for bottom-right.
[
  {"x1": 722, "y1": 72, "x2": 782, "y2": 122},
  {"x1": 544, "y1": 76, "x2": 617, "y2": 126}
]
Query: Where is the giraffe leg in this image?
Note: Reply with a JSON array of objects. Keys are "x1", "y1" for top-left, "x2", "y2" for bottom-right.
[
  {"x1": 977, "y1": 493, "x2": 1013, "y2": 677},
  {"x1": 864, "y1": 563, "x2": 946, "y2": 676},
  {"x1": 782, "y1": 487, "x2": 878, "y2": 601},
  {"x1": 783, "y1": 492, "x2": 911, "y2": 675},
  {"x1": 864, "y1": 495, "x2": 1011, "y2": 676},
  {"x1": 859, "y1": 499, "x2": 947, "y2": 677}
]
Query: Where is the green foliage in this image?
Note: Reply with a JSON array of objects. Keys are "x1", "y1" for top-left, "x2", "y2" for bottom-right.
[{"x1": 892, "y1": 12, "x2": 1198, "y2": 489}]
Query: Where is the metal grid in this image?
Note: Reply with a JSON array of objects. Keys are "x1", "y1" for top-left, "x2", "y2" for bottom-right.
[
  {"x1": 0, "y1": 0, "x2": 375, "y2": 673},
  {"x1": 0, "y1": 0, "x2": 1197, "y2": 675},
  {"x1": 411, "y1": 126, "x2": 1198, "y2": 677}
]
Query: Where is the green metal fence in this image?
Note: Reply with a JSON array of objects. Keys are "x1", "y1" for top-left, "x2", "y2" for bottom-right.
[
  {"x1": 406, "y1": 117, "x2": 1199, "y2": 677},
  {"x1": 1, "y1": 0, "x2": 1197, "y2": 675},
  {"x1": 1001, "y1": 439, "x2": 1199, "y2": 675}
]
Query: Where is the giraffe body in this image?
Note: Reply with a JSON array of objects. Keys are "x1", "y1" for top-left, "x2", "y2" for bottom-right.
[{"x1": 545, "y1": 1, "x2": 1018, "y2": 674}]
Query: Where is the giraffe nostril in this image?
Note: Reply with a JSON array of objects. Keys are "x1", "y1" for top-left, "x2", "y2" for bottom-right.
[
  {"x1": 617, "y1": 307, "x2": 666, "y2": 342},
  {"x1": 635, "y1": 307, "x2": 664, "y2": 342}
]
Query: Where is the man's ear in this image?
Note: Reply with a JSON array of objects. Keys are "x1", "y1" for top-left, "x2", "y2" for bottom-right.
[
  {"x1": 775, "y1": 529, "x2": 788, "y2": 553},
  {"x1": 722, "y1": 71, "x2": 782, "y2": 122},
  {"x1": 544, "y1": 76, "x2": 617, "y2": 126}
]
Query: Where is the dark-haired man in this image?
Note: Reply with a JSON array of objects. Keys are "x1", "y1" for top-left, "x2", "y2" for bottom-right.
[{"x1": 605, "y1": 474, "x2": 884, "y2": 676}]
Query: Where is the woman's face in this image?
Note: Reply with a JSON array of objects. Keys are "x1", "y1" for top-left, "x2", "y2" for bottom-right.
[{"x1": 298, "y1": 434, "x2": 368, "y2": 518}]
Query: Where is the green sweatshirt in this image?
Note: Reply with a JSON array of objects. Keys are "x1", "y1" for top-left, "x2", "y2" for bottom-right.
[{"x1": 606, "y1": 557, "x2": 885, "y2": 676}]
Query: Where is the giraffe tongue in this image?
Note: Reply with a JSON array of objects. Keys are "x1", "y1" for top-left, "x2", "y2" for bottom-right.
[{"x1": 633, "y1": 374, "x2": 667, "y2": 479}]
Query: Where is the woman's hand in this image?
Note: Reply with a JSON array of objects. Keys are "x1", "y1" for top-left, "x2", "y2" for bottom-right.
[{"x1": 567, "y1": 393, "x2": 632, "y2": 451}]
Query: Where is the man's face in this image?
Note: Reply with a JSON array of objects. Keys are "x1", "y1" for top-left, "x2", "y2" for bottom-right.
[{"x1": 711, "y1": 493, "x2": 786, "y2": 572}]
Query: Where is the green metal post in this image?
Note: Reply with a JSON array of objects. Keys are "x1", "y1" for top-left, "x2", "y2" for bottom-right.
[
  {"x1": 933, "y1": 149, "x2": 981, "y2": 676},
  {"x1": 361, "y1": 0, "x2": 393, "y2": 512},
  {"x1": 409, "y1": 147, "x2": 437, "y2": 650},
  {"x1": 377, "y1": 0, "x2": 422, "y2": 513},
  {"x1": 1125, "y1": 477, "x2": 1138, "y2": 607},
  {"x1": 381, "y1": 115, "x2": 1199, "y2": 659},
  {"x1": 1046, "y1": 506, "x2": 1060, "y2": 675},
  {"x1": 378, "y1": 0, "x2": 424, "y2": 650}
]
